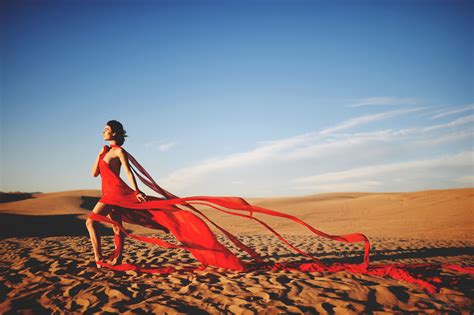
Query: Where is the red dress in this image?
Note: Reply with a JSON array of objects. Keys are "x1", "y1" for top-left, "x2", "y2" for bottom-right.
[
  {"x1": 96, "y1": 144, "x2": 246, "y2": 271},
  {"x1": 89, "y1": 144, "x2": 473, "y2": 293}
]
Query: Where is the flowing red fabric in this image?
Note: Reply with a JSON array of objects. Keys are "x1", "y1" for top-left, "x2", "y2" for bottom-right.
[{"x1": 89, "y1": 145, "x2": 473, "y2": 294}]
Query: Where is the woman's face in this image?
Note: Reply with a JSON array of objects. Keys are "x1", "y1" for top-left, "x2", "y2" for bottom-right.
[{"x1": 102, "y1": 125, "x2": 115, "y2": 140}]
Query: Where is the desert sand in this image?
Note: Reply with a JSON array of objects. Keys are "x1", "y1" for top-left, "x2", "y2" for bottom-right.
[{"x1": 0, "y1": 188, "x2": 473, "y2": 313}]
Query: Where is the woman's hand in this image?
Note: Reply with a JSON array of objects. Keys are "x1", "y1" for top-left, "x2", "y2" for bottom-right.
[
  {"x1": 135, "y1": 190, "x2": 147, "y2": 203},
  {"x1": 92, "y1": 147, "x2": 106, "y2": 177}
]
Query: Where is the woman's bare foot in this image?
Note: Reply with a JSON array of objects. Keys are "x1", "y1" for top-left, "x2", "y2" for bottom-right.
[
  {"x1": 95, "y1": 254, "x2": 105, "y2": 268},
  {"x1": 109, "y1": 255, "x2": 123, "y2": 266}
]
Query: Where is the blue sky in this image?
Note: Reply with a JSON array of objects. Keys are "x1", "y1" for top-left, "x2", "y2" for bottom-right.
[{"x1": 1, "y1": 0, "x2": 473, "y2": 197}]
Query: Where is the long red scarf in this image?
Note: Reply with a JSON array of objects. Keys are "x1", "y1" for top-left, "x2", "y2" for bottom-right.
[{"x1": 89, "y1": 145, "x2": 473, "y2": 294}]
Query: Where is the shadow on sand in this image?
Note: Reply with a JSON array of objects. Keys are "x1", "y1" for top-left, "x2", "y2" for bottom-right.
[
  {"x1": 80, "y1": 195, "x2": 101, "y2": 210},
  {"x1": 0, "y1": 196, "x2": 112, "y2": 239},
  {"x1": 0, "y1": 192, "x2": 37, "y2": 203},
  {"x1": 0, "y1": 213, "x2": 115, "y2": 238},
  {"x1": 264, "y1": 246, "x2": 474, "y2": 265}
]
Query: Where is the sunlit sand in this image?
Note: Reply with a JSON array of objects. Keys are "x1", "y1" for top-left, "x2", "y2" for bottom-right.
[{"x1": 0, "y1": 188, "x2": 472, "y2": 313}]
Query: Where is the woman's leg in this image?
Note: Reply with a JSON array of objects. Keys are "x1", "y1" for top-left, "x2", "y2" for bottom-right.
[
  {"x1": 85, "y1": 201, "x2": 111, "y2": 267},
  {"x1": 108, "y1": 209, "x2": 124, "y2": 265}
]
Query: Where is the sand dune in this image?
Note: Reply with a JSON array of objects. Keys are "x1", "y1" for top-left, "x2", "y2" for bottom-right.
[
  {"x1": 0, "y1": 188, "x2": 473, "y2": 313},
  {"x1": 1, "y1": 188, "x2": 471, "y2": 240},
  {"x1": 0, "y1": 189, "x2": 100, "y2": 215}
]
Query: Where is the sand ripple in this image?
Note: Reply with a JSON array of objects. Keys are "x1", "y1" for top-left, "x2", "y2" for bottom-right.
[{"x1": 1, "y1": 234, "x2": 473, "y2": 313}]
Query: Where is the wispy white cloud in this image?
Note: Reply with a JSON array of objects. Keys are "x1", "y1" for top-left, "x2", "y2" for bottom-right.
[
  {"x1": 348, "y1": 97, "x2": 417, "y2": 108},
  {"x1": 365, "y1": 115, "x2": 474, "y2": 139},
  {"x1": 159, "y1": 111, "x2": 473, "y2": 193},
  {"x1": 431, "y1": 103, "x2": 474, "y2": 119},
  {"x1": 284, "y1": 129, "x2": 397, "y2": 161},
  {"x1": 281, "y1": 121, "x2": 473, "y2": 162},
  {"x1": 159, "y1": 142, "x2": 177, "y2": 152},
  {"x1": 422, "y1": 115, "x2": 474, "y2": 132},
  {"x1": 281, "y1": 116, "x2": 474, "y2": 163},
  {"x1": 144, "y1": 140, "x2": 177, "y2": 152},
  {"x1": 160, "y1": 120, "x2": 407, "y2": 190},
  {"x1": 291, "y1": 151, "x2": 473, "y2": 185},
  {"x1": 319, "y1": 108, "x2": 423, "y2": 135},
  {"x1": 414, "y1": 129, "x2": 473, "y2": 146},
  {"x1": 159, "y1": 135, "x2": 309, "y2": 189},
  {"x1": 255, "y1": 131, "x2": 318, "y2": 147}
]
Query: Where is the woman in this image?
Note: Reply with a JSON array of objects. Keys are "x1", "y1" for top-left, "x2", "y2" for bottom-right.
[
  {"x1": 86, "y1": 120, "x2": 249, "y2": 270},
  {"x1": 86, "y1": 120, "x2": 143, "y2": 267},
  {"x1": 85, "y1": 120, "x2": 471, "y2": 292}
]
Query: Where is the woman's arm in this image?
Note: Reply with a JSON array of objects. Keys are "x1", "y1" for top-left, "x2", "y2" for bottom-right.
[
  {"x1": 92, "y1": 147, "x2": 105, "y2": 177},
  {"x1": 116, "y1": 149, "x2": 147, "y2": 202}
]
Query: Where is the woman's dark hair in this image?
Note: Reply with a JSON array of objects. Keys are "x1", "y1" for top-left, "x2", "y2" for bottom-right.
[{"x1": 107, "y1": 120, "x2": 128, "y2": 145}]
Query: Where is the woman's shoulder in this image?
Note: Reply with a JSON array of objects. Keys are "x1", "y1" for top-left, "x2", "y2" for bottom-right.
[
  {"x1": 110, "y1": 146, "x2": 125, "y2": 152},
  {"x1": 110, "y1": 146, "x2": 127, "y2": 158},
  {"x1": 100, "y1": 145, "x2": 126, "y2": 155}
]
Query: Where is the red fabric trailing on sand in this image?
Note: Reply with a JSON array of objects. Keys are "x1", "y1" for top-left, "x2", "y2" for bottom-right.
[{"x1": 89, "y1": 145, "x2": 472, "y2": 294}]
